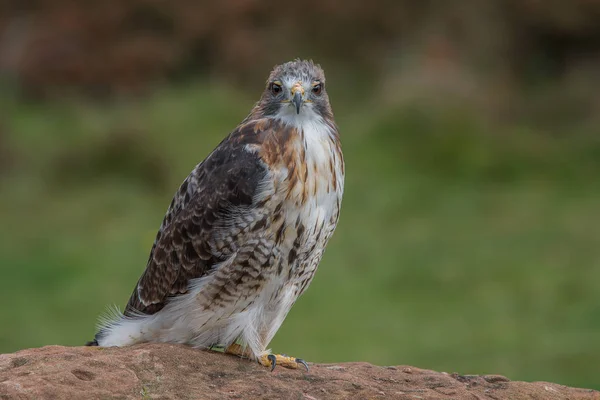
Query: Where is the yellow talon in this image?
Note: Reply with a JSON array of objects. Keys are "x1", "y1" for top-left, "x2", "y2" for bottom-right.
[{"x1": 259, "y1": 353, "x2": 309, "y2": 372}]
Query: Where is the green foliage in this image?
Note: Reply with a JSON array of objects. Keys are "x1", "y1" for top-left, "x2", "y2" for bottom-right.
[{"x1": 1, "y1": 83, "x2": 599, "y2": 391}]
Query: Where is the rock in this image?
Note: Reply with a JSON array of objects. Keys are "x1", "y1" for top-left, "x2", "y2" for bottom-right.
[{"x1": 0, "y1": 344, "x2": 597, "y2": 400}]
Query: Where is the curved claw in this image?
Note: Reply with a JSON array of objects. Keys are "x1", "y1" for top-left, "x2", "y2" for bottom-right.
[
  {"x1": 295, "y1": 358, "x2": 309, "y2": 372},
  {"x1": 267, "y1": 354, "x2": 277, "y2": 372}
]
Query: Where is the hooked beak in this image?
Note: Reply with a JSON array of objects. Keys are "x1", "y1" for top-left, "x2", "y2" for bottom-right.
[
  {"x1": 292, "y1": 91, "x2": 302, "y2": 114},
  {"x1": 290, "y1": 83, "x2": 304, "y2": 114}
]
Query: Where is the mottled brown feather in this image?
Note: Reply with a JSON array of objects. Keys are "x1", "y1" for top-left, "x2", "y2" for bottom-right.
[{"x1": 124, "y1": 119, "x2": 287, "y2": 316}]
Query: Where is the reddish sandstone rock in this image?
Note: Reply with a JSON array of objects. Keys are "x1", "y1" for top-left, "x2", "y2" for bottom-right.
[{"x1": 0, "y1": 344, "x2": 598, "y2": 400}]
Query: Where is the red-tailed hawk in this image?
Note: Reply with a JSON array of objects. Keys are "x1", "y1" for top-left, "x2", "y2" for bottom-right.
[{"x1": 88, "y1": 59, "x2": 345, "y2": 371}]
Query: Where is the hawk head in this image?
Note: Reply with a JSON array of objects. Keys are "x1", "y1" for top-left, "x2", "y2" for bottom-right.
[{"x1": 252, "y1": 59, "x2": 332, "y2": 122}]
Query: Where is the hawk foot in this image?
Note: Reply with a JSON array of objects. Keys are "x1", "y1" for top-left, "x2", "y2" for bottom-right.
[
  {"x1": 259, "y1": 353, "x2": 309, "y2": 372},
  {"x1": 224, "y1": 344, "x2": 308, "y2": 372}
]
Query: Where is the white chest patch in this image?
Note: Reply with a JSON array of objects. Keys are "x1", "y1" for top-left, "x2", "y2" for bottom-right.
[{"x1": 277, "y1": 112, "x2": 344, "y2": 271}]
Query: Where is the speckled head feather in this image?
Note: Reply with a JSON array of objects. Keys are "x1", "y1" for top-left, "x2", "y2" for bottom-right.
[
  {"x1": 267, "y1": 59, "x2": 326, "y2": 86},
  {"x1": 250, "y1": 59, "x2": 333, "y2": 120}
]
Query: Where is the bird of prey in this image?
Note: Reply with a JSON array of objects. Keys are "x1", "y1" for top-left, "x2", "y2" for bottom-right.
[{"x1": 88, "y1": 59, "x2": 345, "y2": 371}]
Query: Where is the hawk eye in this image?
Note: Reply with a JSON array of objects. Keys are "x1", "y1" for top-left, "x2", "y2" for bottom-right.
[
  {"x1": 270, "y1": 82, "x2": 282, "y2": 95},
  {"x1": 312, "y1": 83, "x2": 322, "y2": 95}
]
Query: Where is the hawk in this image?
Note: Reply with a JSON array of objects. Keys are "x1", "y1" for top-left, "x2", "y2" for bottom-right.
[{"x1": 88, "y1": 59, "x2": 345, "y2": 371}]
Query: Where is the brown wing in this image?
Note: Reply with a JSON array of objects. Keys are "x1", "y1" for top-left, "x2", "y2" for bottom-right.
[{"x1": 123, "y1": 119, "x2": 273, "y2": 317}]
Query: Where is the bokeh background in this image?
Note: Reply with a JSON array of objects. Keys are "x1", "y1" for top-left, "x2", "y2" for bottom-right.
[{"x1": 1, "y1": 0, "x2": 599, "y2": 390}]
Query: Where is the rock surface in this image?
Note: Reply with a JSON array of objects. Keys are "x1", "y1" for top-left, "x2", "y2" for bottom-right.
[{"x1": 0, "y1": 344, "x2": 598, "y2": 400}]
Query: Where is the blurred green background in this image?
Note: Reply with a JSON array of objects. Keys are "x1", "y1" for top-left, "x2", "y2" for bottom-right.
[{"x1": 1, "y1": 0, "x2": 600, "y2": 391}]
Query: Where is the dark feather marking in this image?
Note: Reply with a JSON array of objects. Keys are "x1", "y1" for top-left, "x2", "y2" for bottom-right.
[
  {"x1": 329, "y1": 157, "x2": 337, "y2": 191},
  {"x1": 287, "y1": 248, "x2": 297, "y2": 266},
  {"x1": 239, "y1": 259, "x2": 252, "y2": 270},
  {"x1": 315, "y1": 223, "x2": 324, "y2": 242},
  {"x1": 299, "y1": 277, "x2": 311, "y2": 295},
  {"x1": 274, "y1": 202, "x2": 283, "y2": 215},
  {"x1": 288, "y1": 224, "x2": 304, "y2": 265},
  {"x1": 296, "y1": 223, "x2": 305, "y2": 239},
  {"x1": 252, "y1": 215, "x2": 268, "y2": 232},
  {"x1": 275, "y1": 223, "x2": 286, "y2": 244},
  {"x1": 255, "y1": 198, "x2": 269, "y2": 209}
]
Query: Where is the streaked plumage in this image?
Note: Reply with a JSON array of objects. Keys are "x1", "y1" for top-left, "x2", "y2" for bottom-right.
[{"x1": 89, "y1": 59, "x2": 344, "y2": 368}]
